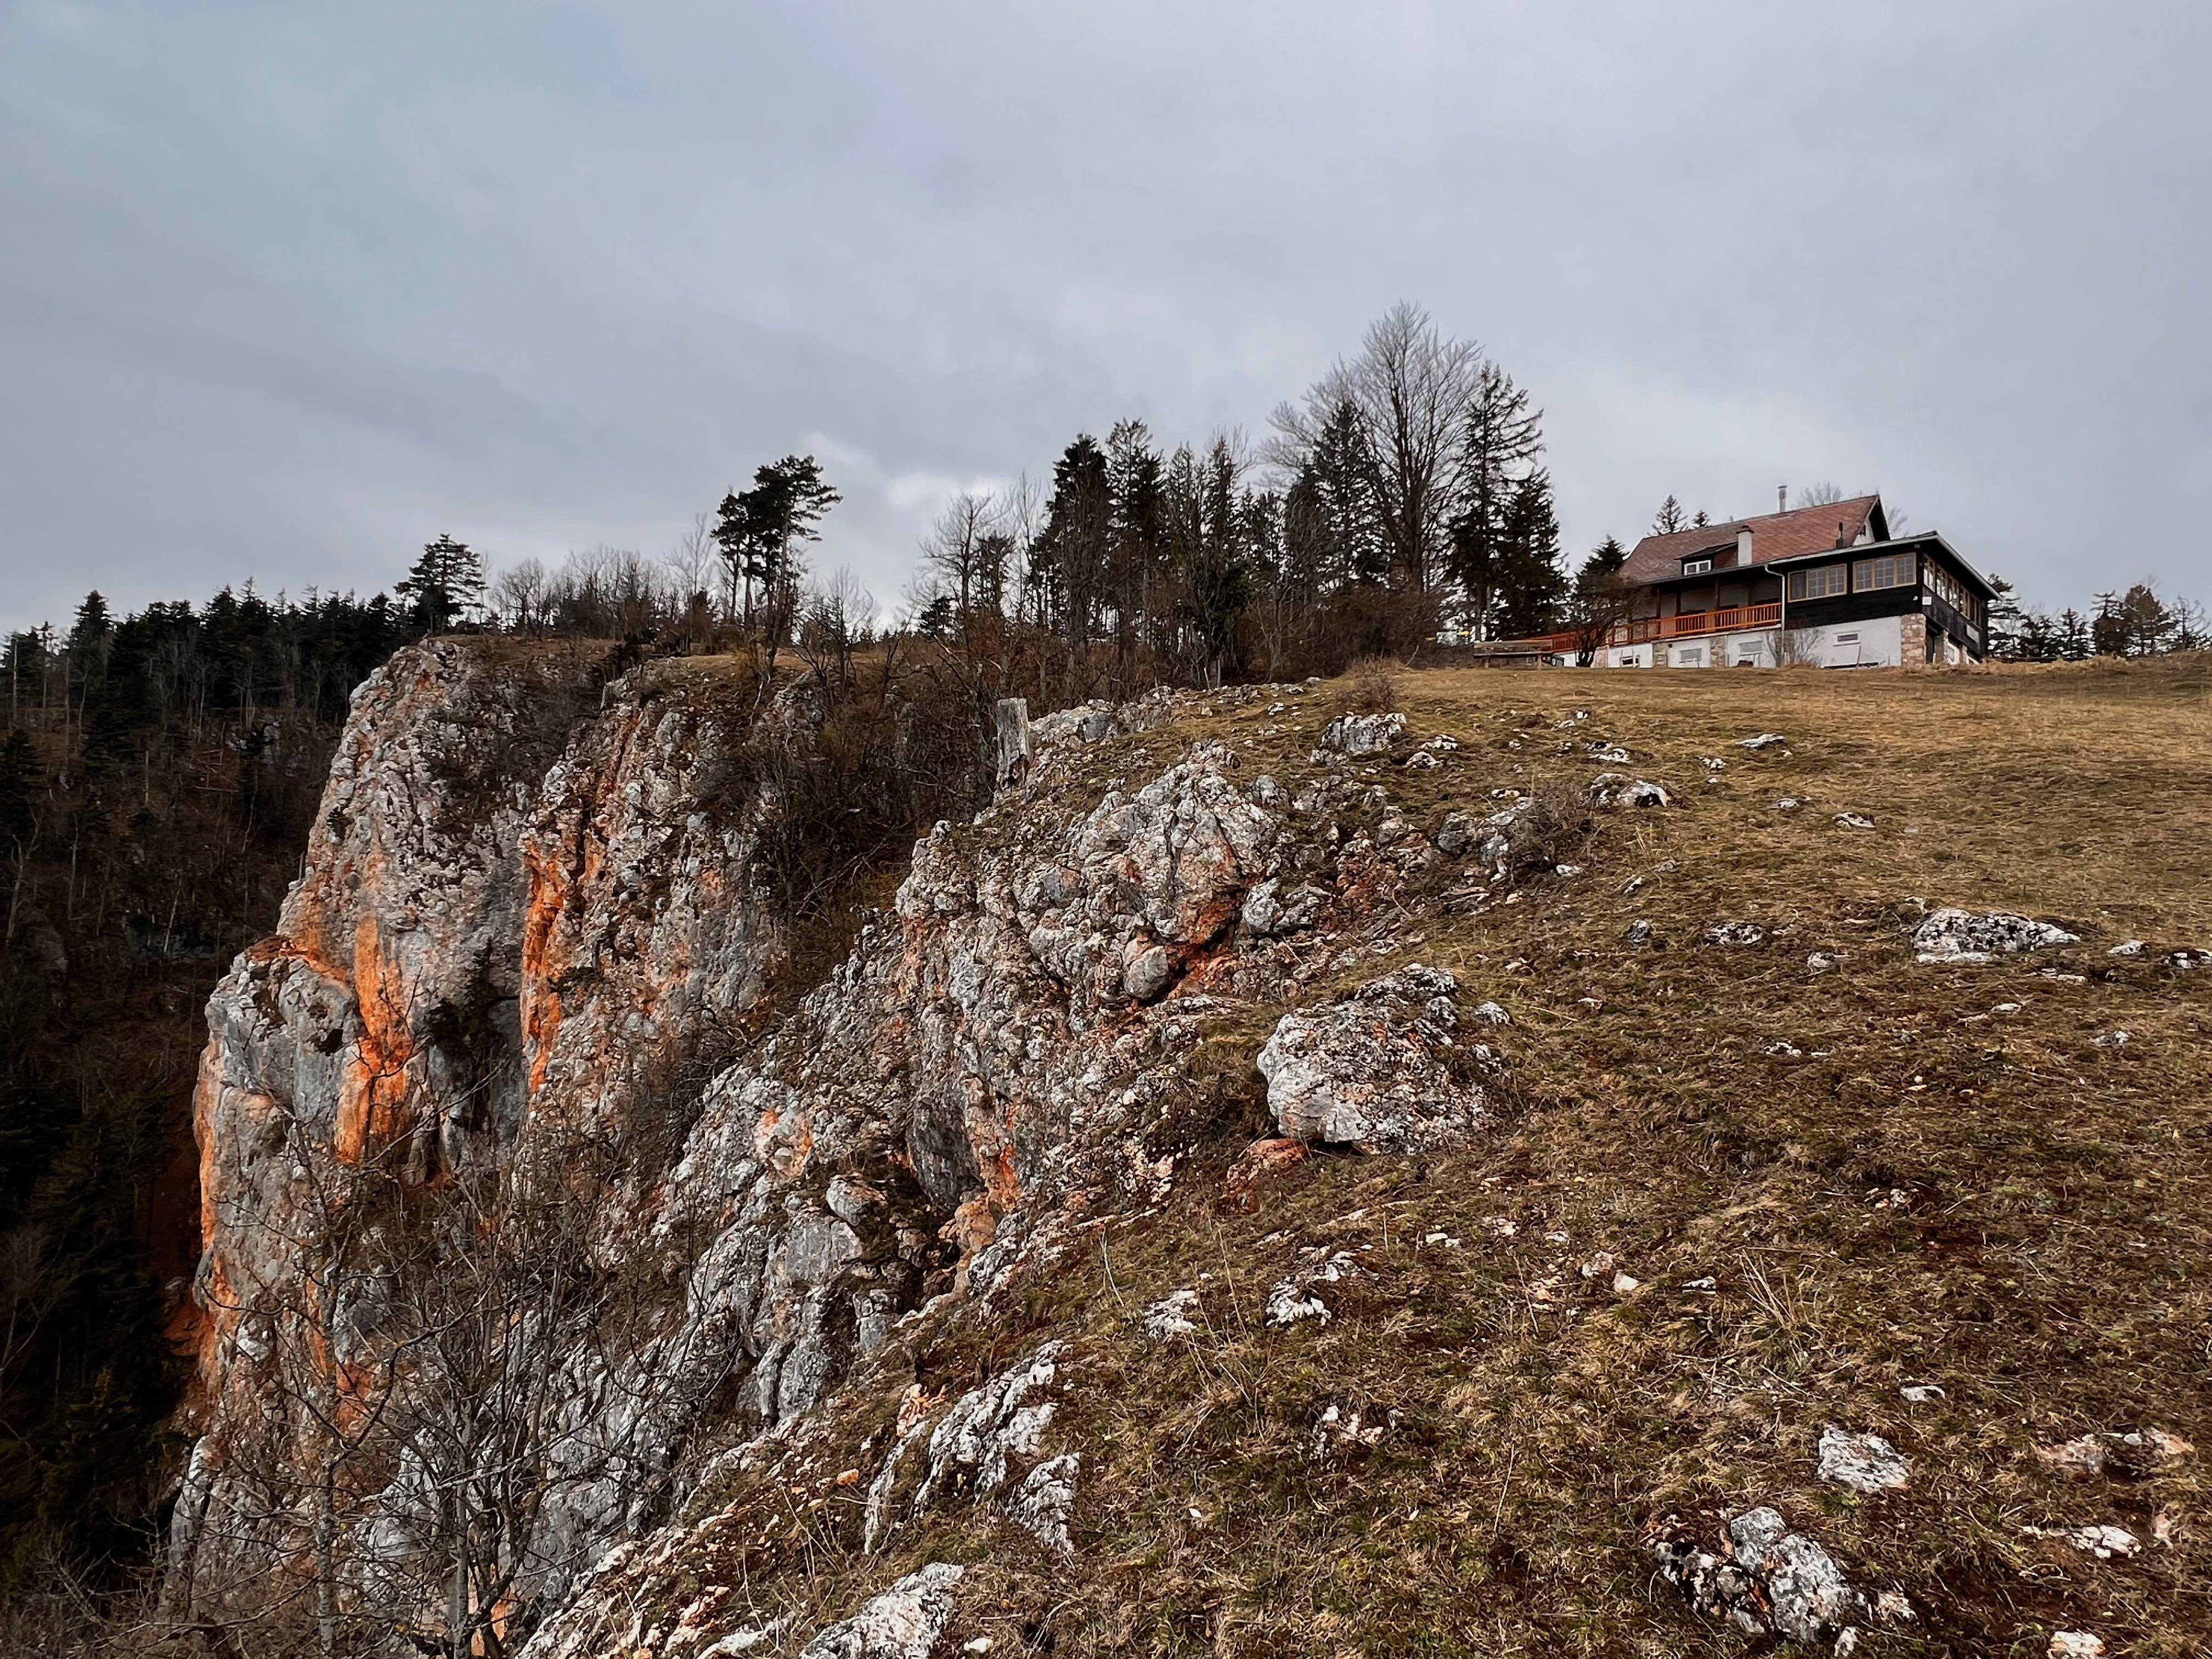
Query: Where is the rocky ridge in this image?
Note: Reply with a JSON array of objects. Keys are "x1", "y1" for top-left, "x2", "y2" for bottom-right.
[{"x1": 166, "y1": 649, "x2": 2211, "y2": 1656}]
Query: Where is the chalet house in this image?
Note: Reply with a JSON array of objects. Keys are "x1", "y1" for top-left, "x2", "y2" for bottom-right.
[{"x1": 1598, "y1": 495, "x2": 1993, "y2": 669}]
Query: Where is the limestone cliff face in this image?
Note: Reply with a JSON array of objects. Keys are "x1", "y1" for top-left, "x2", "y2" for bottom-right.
[
  {"x1": 172, "y1": 644, "x2": 796, "y2": 1627},
  {"x1": 170, "y1": 648, "x2": 1442, "y2": 1654}
]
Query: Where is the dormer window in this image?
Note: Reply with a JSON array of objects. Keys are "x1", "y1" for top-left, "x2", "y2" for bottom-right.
[{"x1": 1683, "y1": 557, "x2": 1713, "y2": 575}]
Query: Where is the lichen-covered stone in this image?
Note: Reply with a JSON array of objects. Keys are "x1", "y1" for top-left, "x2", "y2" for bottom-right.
[
  {"x1": 1256, "y1": 966, "x2": 1486, "y2": 1152},
  {"x1": 796, "y1": 1563, "x2": 965, "y2": 1659},
  {"x1": 1653, "y1": 1506, "x2": 1864, "y2": 1645},
  {"x1": 1912, "y1": 907, "x2": 2080, "y2": 963}
]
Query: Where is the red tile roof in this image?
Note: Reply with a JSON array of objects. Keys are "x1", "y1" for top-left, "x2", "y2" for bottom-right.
[{"x1": 1620, "y1": 495, "x2": 1882, "y2": 586}]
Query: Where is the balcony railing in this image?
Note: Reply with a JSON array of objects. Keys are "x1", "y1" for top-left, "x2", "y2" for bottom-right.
[
  {"x1": 1510, "y1": 602, "x2": 1785, "y2": 657},
  {"x1": 1649, "y1": 601, "x2": 1782, "y2": 639}
]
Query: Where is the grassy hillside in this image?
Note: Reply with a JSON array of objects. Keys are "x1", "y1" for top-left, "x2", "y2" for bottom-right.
[{"x1": 628, "y1": 657, "x2": 2212, "y2": 1657}]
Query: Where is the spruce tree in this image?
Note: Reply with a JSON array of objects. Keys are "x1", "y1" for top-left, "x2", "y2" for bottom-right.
[
  {"x1": 1489, "y1": 470, "x2": 1566, "y2": 639},
  {"x1": 1447, "y1": 364, "x2": 1544, "y2": 638},
  {"x1": 1577, "y1": 535, "x2": 1627, "y2": 589},
  {"x1": 1985, "y1": 575, "x2": 2028, "y2": 659}
]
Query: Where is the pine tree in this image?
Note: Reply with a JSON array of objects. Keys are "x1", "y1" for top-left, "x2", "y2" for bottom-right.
[
  {"x1": 1293, "y1": 399, "x2": 1386, "y2": 590},
  {"x1": 2090, "y1": 591, "x2": 2120, "y2": 656},
  {"x1": 67, "y1": 591, "x2": 113, "y2": 659},
  {"x1": 719, "y1": 457, "x2": 840, "y2": 670},
  {"x1": 1175, "y1": 439, "x2": 1252, "y2": 687},
  {"x1": 1651, "y1": 495, "x2": 1689, "y2": 535},
  {"x1": 1105, "y1": 420, "x2": 1167, "y2": 667},
  {"x1": 394, "y1": 535, "x2": 487, "y2": 635},
  {"x1": 2014, "y1": 609, "x2": 2062, "y2": 662}
]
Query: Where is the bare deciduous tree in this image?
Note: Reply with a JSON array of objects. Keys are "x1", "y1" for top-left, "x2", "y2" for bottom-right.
[{"x1": 1270, "y1": 302, "x2": 1487, "y2": 596}]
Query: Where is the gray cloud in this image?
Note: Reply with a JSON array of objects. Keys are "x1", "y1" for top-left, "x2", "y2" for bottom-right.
[{"x1": 3, "y1": 1, "x2": 2208, "y2": 635}]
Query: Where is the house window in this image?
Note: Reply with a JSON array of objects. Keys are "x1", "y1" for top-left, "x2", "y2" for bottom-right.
[
  {"x1": 1683, "y1": 557, "x2": 1713, "y2": 575},
  {"x1": 1924, "y1": 560, "x2": 1975, "y2": 619},
  {"x1": 1678, "y1": 647, "x2": 1705, "y2": 666},
  {"x1": 1851, "y1": 551, "x2": 1916, "y2": 591},
  {"x1": 1788, "y1": 565, "x2": 1848, "y2": 601},
  {"x1": 1834, "y1": 631, "x2": 1859, "y2": 644}
]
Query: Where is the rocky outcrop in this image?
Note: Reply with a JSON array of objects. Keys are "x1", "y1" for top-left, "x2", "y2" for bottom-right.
[
  {"x1": 169, "y1": 648, "x2": 1492, "y2": 1654},
  {"x1": 1255, "y1": 964, "x2": 1487, "y2": 1152}
]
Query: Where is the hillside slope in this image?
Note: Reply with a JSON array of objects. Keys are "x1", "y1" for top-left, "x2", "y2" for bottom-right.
[{"x1": 177, "y1": 652, "x2": 2212, "y2": 1658}]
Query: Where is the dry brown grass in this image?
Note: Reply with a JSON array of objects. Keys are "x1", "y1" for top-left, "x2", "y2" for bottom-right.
[{"x1": 620, "y1": 658, "x2": 2212, "y2": 1657}]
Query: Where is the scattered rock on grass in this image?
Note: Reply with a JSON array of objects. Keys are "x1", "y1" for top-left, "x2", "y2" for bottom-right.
[
  {"x1": 2107, "y1": 939, "x2": 2145, "y2": 957},
  {"x1": 1899, "y1": 1384, "x2": 1944, "y2": 1404},
  {"x1": 1434, "y1": 810, "x2": 1477, "y2": 856},
  {"x1": 1701, "y1": 922, "x2": 1765, "y2": 947},
  {"x1": 797, "y1": 1562, "x2": 965, "y2": 1659},
  {"x1": 1912, "y1": 908, "x2": 2081, "y2": 964},
  {"x1": 2036, "y1": 1436, "x2": 2107, "y2": 1478},
  {"x1": 1834, "y1": 811, "x2": 1876, "y2": 830},
  {"x1": 1005, "y1": 1454, "x2": 1079, "y2": 1551},
  {"x1": 1618, "y1": 779, "x2": 1671, "y2": 809},
  {"x1": 1142, "y1": 1289, "x2": 1200, "y2": 1340},
  {"x1": 2031, "y1": 1524, "x2": 2138, "y2": 1560},
  {"x1": 1310, "y1": 1403, "x2": 1387, "y2": 1455},
  {"x1": 1266, "y1": 1251, "x2": 1357, "y2": 1327},
  {"x1": 1808, "y1": 951, "x2": 1842, "y2": 972},
  {"x1": 1741, "y1": 732, "x2": 1790, "y2": 750},
  {"x1": 2049, "y1": 1635, "x2": 2106, "y2": 1659},
  {"x1": 1321, "y1": 712, "x2": 1405, "y2": 756},
  {"x1": 1817, "y1": 1426, "x2": 1911, "y2": 1493},
  {"x1": 2121, "y1": 1426, "x2": 2194, "y2": 1464},
  {"x1": 1651, "y1": 1506, "x2": 1864, "y2": 1645}
]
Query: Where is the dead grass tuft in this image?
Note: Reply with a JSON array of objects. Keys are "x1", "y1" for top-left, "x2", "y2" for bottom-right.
[{"x1": 1335, "y1": 656, "x2": 1402, "y2": 715}]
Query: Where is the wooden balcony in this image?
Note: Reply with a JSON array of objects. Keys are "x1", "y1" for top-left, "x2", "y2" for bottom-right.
[
  {"x1": 1646, "y1": 601, "x2": 1782, "y2": 640},
  {"x1": 1514, "y1": 602, "x2": 1785, "y2": 657}
]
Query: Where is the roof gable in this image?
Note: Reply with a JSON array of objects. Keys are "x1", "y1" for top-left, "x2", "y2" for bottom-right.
[{"x1": 1621, "y1": 496, "x2": 1882, "y2": 586}]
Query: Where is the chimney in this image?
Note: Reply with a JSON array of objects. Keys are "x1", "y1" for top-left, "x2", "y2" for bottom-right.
[
  {"x1": 1737, "y1": 527, "x2": 1754, "y2": 567},
  {"x1": 1778, "y1": 483, "x2": 1788, "y2": 514}
]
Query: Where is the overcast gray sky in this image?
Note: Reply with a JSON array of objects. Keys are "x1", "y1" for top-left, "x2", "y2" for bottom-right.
[{"x1": 4, "y1": 1, "x2": 2208, "y2": 635}]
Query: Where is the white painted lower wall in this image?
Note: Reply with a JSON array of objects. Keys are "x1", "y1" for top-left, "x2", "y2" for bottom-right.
[
  {"x1": 1786, "y1": 616, "x2": 1904, "y2": 668},
  {"x1": 1601, "y1": 619, "x2": 1905, "y2": 669}
]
